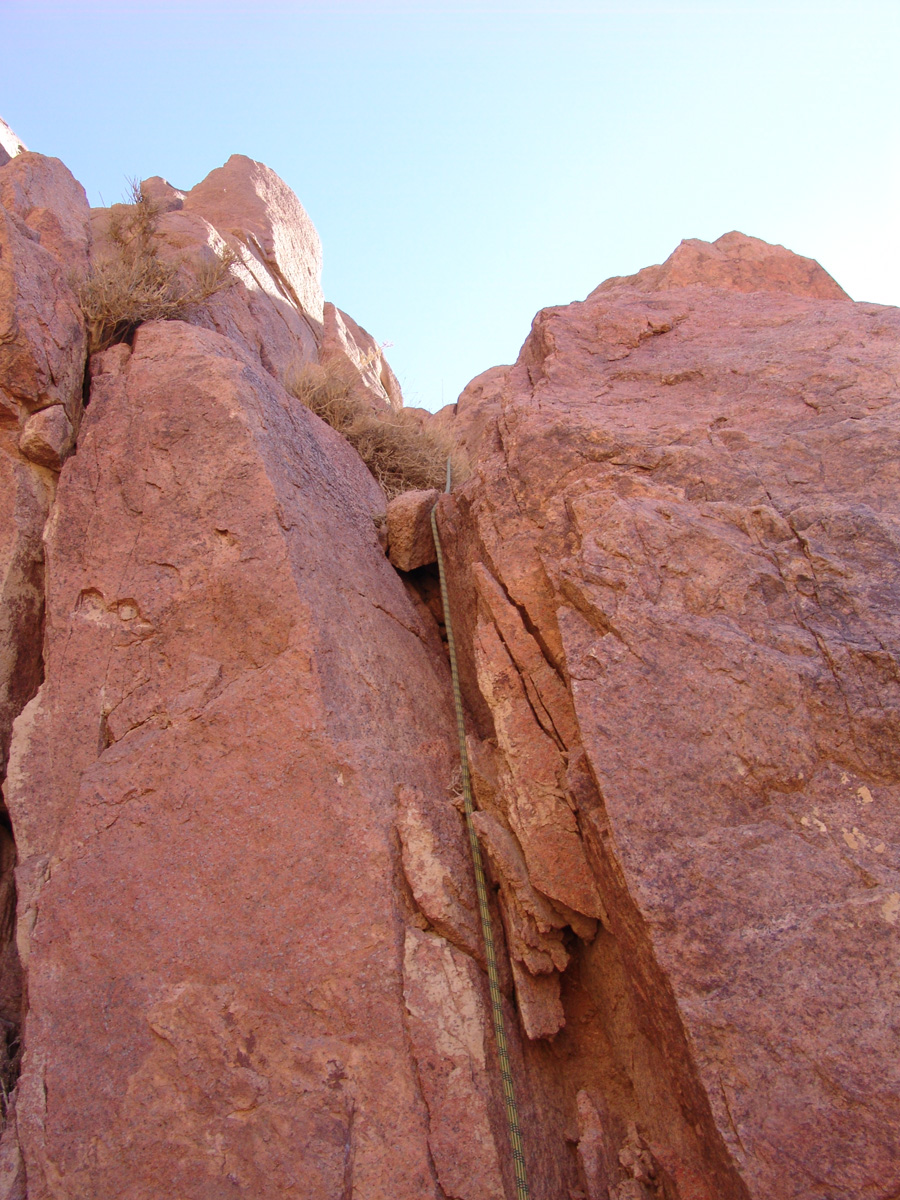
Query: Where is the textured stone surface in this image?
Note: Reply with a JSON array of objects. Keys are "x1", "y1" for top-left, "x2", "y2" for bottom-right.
[
  {"x1": 183, "y1": 153, "x2": 324, "y2": 323},
  {"x1": 18, "y1": 405, "x2": 73, "y2": 470},
  {"x1": 442, "y1": 232, "x2": 900, "y2": 1199},
  {"x1": 4, "y1": 321, "x2": 461, "y2": 1199},
  {"x1": 323, "y1": 302, "x2": 403, "y2": 411},
  {"x1": 402, "y1": 928, "x2": 505, "y2": 1200},
  {"x1": 0, "y1": 152, "x2": 89, "y2": 421},
  {"x1": 386, "y1": 488, "x2": 439, "y2": 571}
]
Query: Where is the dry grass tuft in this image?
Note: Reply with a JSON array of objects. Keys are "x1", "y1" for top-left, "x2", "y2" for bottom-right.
[
  {"x1": 80, "y1": 180, "x2": 235, "y2": 353},
  {"x1": 286, "y1": 359, "x2": 467, "y2": 499}
]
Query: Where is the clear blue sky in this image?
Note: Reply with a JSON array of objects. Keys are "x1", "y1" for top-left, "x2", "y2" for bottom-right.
[{"x1": 3, "y1": 1, "x2": 898, "y2": 411}]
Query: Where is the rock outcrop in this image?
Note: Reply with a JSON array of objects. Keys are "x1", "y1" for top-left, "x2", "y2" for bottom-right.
[
  {"x1": 0, "y1": 131, "x2": 91, "y2": 1189},
  {"x1": 440, "y1": 230, "x2": 900, "y2": 1199},
  {"x1": 2, "y1": 110, "x2": 899, "y2": 1200},
  {"x1": 5, "y1": 321, "x2": 471, "y2": 1198}
]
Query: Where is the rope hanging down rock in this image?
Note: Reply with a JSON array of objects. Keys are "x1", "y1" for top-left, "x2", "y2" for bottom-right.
[{"x1": 430, "y1": 472, "x2": 531, "y2": 1200}]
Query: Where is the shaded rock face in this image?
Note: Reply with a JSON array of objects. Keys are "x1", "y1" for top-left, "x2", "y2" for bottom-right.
[
  {"x1": 0, "y1": 146, "x2": 90, "y2": 1176},
  {"x1": 442, "y1": 231, "x2": 900, "y2": 1199}
]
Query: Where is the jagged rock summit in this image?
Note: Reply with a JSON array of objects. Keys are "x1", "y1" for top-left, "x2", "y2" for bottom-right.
[
  {"x1": 597, "y1": 229, "x2": 850, "y2": 299},
  {"x1": 1, "y1": 114, "x2": 899, "y2": 1200}
]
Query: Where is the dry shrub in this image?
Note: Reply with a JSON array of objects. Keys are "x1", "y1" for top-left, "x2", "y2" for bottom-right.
[
  {"x1": 286, "y1": 359, "x2": 467, "y2": 499},
  {"x1": 80, "y1": 181, "x2": 235, "y2": 353}
]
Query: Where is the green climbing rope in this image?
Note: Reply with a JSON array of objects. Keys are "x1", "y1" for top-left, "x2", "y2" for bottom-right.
[{"x1": 431, "y1": 487, "x2": 531, "y2": 1200}]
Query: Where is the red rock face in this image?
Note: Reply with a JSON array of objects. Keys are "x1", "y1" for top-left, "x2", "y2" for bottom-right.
[
  {"x1": 3, "y1": 120, "x2": 898, "y2": 1200},
  {"x1": 0, "y1": 138, "x2": 90, "y2": 1199},
  {"x1": 4, "y1": 322, "x2": 469, "y2": 1199},
  {"x1": 442, "y1": 232, "x2": 900, "y2": 1199}
]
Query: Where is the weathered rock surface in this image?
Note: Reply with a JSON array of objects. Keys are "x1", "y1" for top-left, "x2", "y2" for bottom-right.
[
  {"x1": 3, "y1": 320, "x2": 471, "y2": 1199},
  {"x1": 0, "y1": 139, "x2": 90, "y2": 1200},
  {"x1": 322, "y1": 301, "x2": 403, "y2": 411},
  {"x1": 386, "y1": 487, "x2": 439, "y2": 571},
  {"x1": 4, "y1": 113, "x2": 898, "y2": 1200},
  {"x1": 184, "y1": 153, "x2": 323, "y2": 324},
  {"x1": 441, "y1": 230, "x2": 900, "y2": 1199}
]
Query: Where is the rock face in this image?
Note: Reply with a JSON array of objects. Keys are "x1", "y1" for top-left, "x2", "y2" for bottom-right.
[
  {"x1": 0, "y1": 146, "x2": 90, "y2": 1172},
  {"x1": 0, "y1": 122, "x2": 25, "y2": 169},
  {"x1": 3, "y1": 116, "x2": 899, "y2": 1200},
  {"x1": 5, "y1": 321, "x2": 467, "y2": 1199},
  {"x1": 442, "y1": 230, "x2": 900, "y2": 1200}
]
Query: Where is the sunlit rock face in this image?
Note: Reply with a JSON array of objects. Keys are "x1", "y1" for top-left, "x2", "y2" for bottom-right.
[
  {"x1": 441, "y1": 230, "x2": 900, "y2": 1200},
  {"x1": 5, "y1": 320, "x2": 470, "y2": 1200}
]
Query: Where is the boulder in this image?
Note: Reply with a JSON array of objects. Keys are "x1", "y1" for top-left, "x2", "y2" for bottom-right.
[
  {"x1": 596, "y1": 230, "x2": 849, "y2": 300},
  {"x1": 0, "y1": 145, "x2": 89, "y2": 768},
  {"x1": 386, "y1": 487, "x2": 439, "y2": 570},
  {"x1": 89, "y1": 157, "x2": 406, "y2": 404},
  {"x1": 18, "y1": 404, "x2": 74, "y2": 470},
  {"x1": 442, "y1": 232, "x2": 900, "y2": 1199},
  {"x1": 139, "y1": 175, "x2": 185, "y2": 213},
  {"x1": 0, "y1": 140, "x2": 90, "y2": 1192},
  {"x1": 0, "y1": 151, "x2": 90, "y2": 422}
]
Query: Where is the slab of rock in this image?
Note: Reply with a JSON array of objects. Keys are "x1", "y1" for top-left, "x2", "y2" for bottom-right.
[
  {"x1": 396, "y1": 782, "x2": 482, "y2": 961},
  {"x1": 402, "y1": 928, "x2": 506, "y2": 1200},
  {"x1": 443, "y1": 233, "x2": 900, "y2": 1199},
  {"x1": 386, "y1": 487, "x2": 439, "y2": 570},
  {"x1": 4, "y1": 321, "x2": 463, "y2": 1200}
]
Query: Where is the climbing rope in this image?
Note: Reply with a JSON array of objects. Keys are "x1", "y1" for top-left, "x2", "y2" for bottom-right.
[{"x1": 431, "y1": 477, "x2": 531, "y2": 1200}]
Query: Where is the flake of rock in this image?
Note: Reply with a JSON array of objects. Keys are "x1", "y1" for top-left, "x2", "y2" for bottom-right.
[{"x1": 402, "y1": 928, "x2": 506, "y2": 1200}]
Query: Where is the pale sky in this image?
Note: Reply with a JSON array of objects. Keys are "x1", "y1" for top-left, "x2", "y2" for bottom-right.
[{"x1": 3, "y1": 1, "x2": 898, "y2": 410}]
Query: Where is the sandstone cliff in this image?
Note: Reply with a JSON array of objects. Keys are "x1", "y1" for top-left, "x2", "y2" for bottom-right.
[{"x1": 0, "y1": 117, "x2": 897, "y2": 1200}]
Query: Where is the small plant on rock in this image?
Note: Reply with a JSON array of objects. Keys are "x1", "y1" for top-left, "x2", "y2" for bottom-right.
[
  {"x1": 286, "y1": 359, "x2": 467, "y2": 499},
  {"x1": 80, "y1": 181, "x2": 235, "y2": 354}
]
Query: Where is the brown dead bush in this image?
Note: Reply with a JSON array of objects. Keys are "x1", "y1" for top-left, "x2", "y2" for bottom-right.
[
  {"x1": 80, "y1": 181, "x2": 235, "y2": 353},
  {"x1": 286, "y1": 359, "x2": 467, "y2": 499}
]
